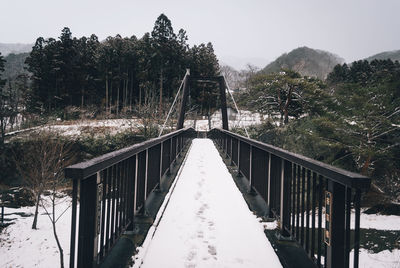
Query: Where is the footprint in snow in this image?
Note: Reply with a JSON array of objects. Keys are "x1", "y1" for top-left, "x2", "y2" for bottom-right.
[
  {"x1": 186, "y1": 250, "x2": 197, "y2": 261},
  {"x1": 197, "y1": 203, "x2": 209, "y2": 215},
  {"x1": 208, "y1": 245, "x2": 217, "y2": 256},
  {"x1": 197, "y1": 230, "x2": 204, "y2": 238},
  {"x1": 185, "y1": 250, "x2": 197, "y2": 268},
  {"x1": 208, "y1": 221, "x2": 215, "y2": 231},
  {"x1": 194, "y1": 192, "x2": 202, "y2": 200},
  {"x1": 185, "y1": 263, "x2": 196, "y2": 268}
]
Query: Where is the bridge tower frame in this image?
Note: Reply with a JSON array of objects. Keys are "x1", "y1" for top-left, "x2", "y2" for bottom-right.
[{"x1": 176, "y1": 71, "x2": 229, "y2": 131}]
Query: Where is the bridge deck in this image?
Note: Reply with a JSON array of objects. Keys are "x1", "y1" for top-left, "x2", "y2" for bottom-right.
[{"x1": 135, "y1": 139, "x2": 282, "y2": 268}]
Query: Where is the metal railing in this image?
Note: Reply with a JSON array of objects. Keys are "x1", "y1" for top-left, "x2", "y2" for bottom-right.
[
  {"x1": 65, "y1": 128, "x2": 196, "y2": 268},
  {"x1": 209, "y1": 128, "x2": 371, "y2": 268}
]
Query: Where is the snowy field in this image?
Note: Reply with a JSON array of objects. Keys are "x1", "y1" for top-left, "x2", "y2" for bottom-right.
[
  {"x1": 184, "y1": 110, "x2": 267, "y2": 131},
  {"x1": 356, "y1": 249, "x2": 400, "y2": 268},
  {"x1": 0, "y1": 196, "x2": 72, "y2": 267},
  {"x1": 40, "y1": 118, "x2": 143, "y2": 138},
  {"x1": 5, "y1": 118, "x2": 144, "y2": 139},
  {"x1": 6, "y1": 109, "x2": 266, "y2": 138},
  {"x1": 1, "y1": 138, "x2": 400, "y2": 267}
]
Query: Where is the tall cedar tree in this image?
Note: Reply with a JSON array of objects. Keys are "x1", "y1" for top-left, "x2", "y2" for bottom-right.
[{"x1": 0, "y1": 52, "x2": 7, "y2": 145}]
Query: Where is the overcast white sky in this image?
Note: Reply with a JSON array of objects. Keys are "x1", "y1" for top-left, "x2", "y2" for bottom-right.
[{"x1": 1, "y1": 0, "x2": 399, "y2": 69}]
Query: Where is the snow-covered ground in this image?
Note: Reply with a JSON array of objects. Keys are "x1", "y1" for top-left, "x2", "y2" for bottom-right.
[
  {"x1": 41, "y1": 118, "x2": 143, "y2": 137},
  {"x1": 132, "y1": 139, "x2": 282, "y2": 268},
  {"x1": 7, "y1": 109, "x2": 266, "y2": 138},
  {"x1": 184, "y1": 110, "x2": 267, "y2": 131},
  {"x1": 6, "y1": 118, "x2": 144, "y2": 139},
  {"x1": 0, "y1": 196, "x2": 72, "y2": 267},
  {"x1": 359, "y1": 211, "x2": 400, "y2": 230},
  {"x1": 300, "y1": 209, "x2": 400, "y2": 231},
  {"x1": 356, "y1": 249, "x2": 400, "y2": 268}
]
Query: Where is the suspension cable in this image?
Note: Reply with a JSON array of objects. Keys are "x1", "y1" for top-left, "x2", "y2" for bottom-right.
[
  {"x1": 223, "y1": 75, "x2": 250, "y2": 138},
  {"x1": 158, "y1": 70, "x2": 189, "y2": 137}
]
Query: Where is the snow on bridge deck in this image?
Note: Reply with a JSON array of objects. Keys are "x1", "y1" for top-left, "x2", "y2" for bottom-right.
[{"x1": 133, "y1": 139, "x2": 282, "y2": 268}]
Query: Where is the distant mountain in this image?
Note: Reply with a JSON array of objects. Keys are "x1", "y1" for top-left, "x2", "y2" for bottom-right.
[
  {"x1": 364, "y1": 50, "x2": 400, "y2": 62},
  {"x1": 3, "y1": 52, "x2": 30, "y2": 79},
  {"x1": 261, "y1": 46, "x2": 344, "y2": 80},
  {"x1": 0, "y1": 43, "x2": 32, "y2": 56}
]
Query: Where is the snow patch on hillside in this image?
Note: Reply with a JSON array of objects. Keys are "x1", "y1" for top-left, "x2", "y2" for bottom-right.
[{"x1": 184, "y1": 110, "x2": 268, "y2": 131}]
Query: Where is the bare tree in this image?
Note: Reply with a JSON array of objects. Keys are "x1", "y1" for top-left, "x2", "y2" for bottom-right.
[
  {"x1": 136, "y1": 92, "x2": 160, "y2": 138},
  {"x1": 220, "y1": 64, "x2": 243, "y2": 90},
  {"x1": 14, "y1": 131, "x2": 76, "y2": 268}
]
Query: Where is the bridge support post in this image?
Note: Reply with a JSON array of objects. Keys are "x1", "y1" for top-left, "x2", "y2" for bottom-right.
[
  {"x1": 279, "y1": 159, "x2": 292, "y2": 237},
  {"x1": 177, "y1": 73, "x2": 190, "y2": 130},
  {"x1": 326, "y1": 181, "x2": 345, "y2": 268},
  {"x1": 219, "y1": 77, "x2": 229, "y2": 130},
  {"x1": 77, "y1": 174, "x2": 100, "y2": 267},
  {"x1": 127, "y1": 157, "x2": 136, "y2": 231}
]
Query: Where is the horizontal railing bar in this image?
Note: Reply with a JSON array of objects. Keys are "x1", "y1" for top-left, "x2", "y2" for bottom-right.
[
  {"x1": 66, "y1": 128, "x2": 195, "y2": 180},
  {"x1": 210, "y1": 128, "x2": 370, "y2": 190}
]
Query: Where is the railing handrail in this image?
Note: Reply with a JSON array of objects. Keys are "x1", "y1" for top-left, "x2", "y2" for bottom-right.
[
  {"x1": 210, "y1": 128, "x2": 370, "y2": 190},
  {"x1": 65, "y1": 128, "x2": 195, "y2": 181}
]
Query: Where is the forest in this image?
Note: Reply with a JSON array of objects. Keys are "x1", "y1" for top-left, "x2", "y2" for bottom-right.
[{"x1": 1, "y1": 13, "x2": 219, "y2": 125}]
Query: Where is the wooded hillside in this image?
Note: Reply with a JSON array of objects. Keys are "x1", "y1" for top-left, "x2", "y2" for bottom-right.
[{"x1": 261, "y1": 46, "x2": 344, "y2": 80}]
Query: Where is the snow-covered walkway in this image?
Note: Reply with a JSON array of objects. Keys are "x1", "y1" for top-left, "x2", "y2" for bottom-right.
[{"x1": 135, "y1": 139, "x2": 282, "y2": 268}]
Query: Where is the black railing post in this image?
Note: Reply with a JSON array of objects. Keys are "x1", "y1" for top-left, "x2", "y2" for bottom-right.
[
  {"x1": 127, "y1": 157, "x2": 136, "y2": 231},
  {"x1": 326, "y1": 180, "x2": 346, "y2": 268},
  {"x1": 159, "y1": 142, "x2": 163, "y2": 189},
  {"x1": 144, "y1": 149, "x2": 149, "y2": 202},
  {"x1": 310, "y1": 172, "x2": 317, "y2": 260},
  {"x1": 99, "y1": 170, "x2": 107, "y2": 259},
  {"x1": 219, "y1": 77, "x2": 229, "y2": 130},
  {"x1": 177, "y1": 75, "x2": 190, "y2": 129},
  {"x1": 230, "y1": 137, "x2": 233, "y2": 165},
  {"x1": 77, "y1": 174, "x2": 100, "y2": 268},
  {"x1": 317, "y1": 175, "x2": 323, "y2": 267},
  {"x1": 306, "y1": 170, "x2": 311, "y2": 253},
  {"x1": 248, "y1": 145, "x2": 253, "y2": 191},
  {"x1": 224, "y1": 134, "x2": 228, "y2": 156},
  {"x1": 269, "y1": 154, "x2": 280, "y2": 215},
  {"x1": 354, "y1": 190, "x2": 361, "y2": 268},
  {"x1": 175, "y1": 136, "x2": 178, "y2": 158},
  {"x1": 134, "y1": 154, "x2": 139, "y2": 214},
  {"x1": 344, "y1": 187, "x2": 352, "y2": 268},
  {"x1": 1, "y1": 205, "x2": 4, "y2": 224},
  {"x1": 267, "y1": 152, "x2": 271, "y2": 211},
  {"x1": 237, "y1": 140, "x2": 241, "y2": 176},
  {"x1": 280, "y1": 159, "x2": 292, "y2": 237},
  {"x1": 169, "y1": 137, "x2": 173, "y2": 171},
  {"x1": 69, "y1": 179, "x2": 78, "y2": 268}
]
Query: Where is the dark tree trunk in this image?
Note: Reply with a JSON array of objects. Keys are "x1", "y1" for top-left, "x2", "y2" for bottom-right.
[
  {"x1": 81, "y1": 87, "x2": 85, "y2": 109},
  {"x1": 52, "y1": 199, "x2": 64, "y2": 268},
  {"x1": 32, "y1": 192, "x2": 41, "y2": 229},
  {"x1": 159, "y1": 68, "x2": 163, "y2": 115},
  {"x1": 105, "y1": 76, "x2": 109, "y2": 113}
]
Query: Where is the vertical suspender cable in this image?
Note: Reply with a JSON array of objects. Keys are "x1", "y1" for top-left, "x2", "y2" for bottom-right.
[
  {"x1": 223, "y1": 75, "x2": 250, "y2": 138},
  {"x1": 158, "y1": 70, "x2": 189, "y2": 137}
]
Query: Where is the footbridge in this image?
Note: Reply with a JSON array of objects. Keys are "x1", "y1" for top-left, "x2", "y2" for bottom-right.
[{"x1": 65, "y1": 72, "x2": 371, "y2": 268}]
